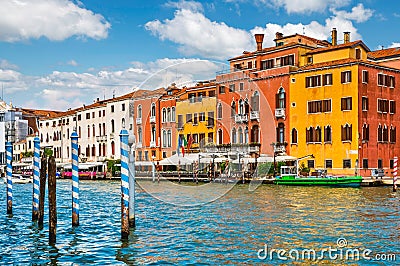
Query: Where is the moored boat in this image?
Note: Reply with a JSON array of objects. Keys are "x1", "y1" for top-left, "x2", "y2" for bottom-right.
[
  {"x1": 3, "y1": 174, "x2": 33, "y2": 184},
  {"x1": 275, "y1": 166, "x2": 362, "y2": 187}
]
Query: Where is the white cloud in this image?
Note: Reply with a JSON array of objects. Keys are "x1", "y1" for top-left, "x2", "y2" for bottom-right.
[
  {"x1": 389, "y1": 43, "x2": 400, "y2": 48},
  {"x1": 145, "y1": 8, "x2": 253, "y2": 60},
  {"x1": 258, "y1": 0, "x2": 351, "y2": 14},
  {"x1": 0, "y1": 0, "x2": 111, "y2": 42},
  {"x1": 164, "y1": 0, "x2": 204, "y2": 12},
  {"x1": 331, "y1": 4, "x2": 373, "y2": 23},
  {"x1": 67, "y1": 60, "x2": 78, "y2": 67},
  {"x1": 0, "y1": 59, "x2": 19, "y2": 70}
]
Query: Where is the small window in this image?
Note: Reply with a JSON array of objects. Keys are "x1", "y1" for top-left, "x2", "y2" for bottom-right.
[
  {"x1": 362, "y1": 70, "x2": 369, "y2": 83},
  {"x1": 111, "y1": 105, "x2": 115, "y2": 113},
  {"x1": 323, "y1": 73, "x2": 332, "y2": 86},
  {"x1": 343, "y1": 159, "x2": 351, "y2": 168},
  {"x1": 390, "y1": 100, "x2": 396, "y2": 114},
  {"x1": 229, "y1": 84, "x2": 235, "y2": 92},
  {"x1": 341, "y1": 71, "x2": 352, "y2": 83},
  {"x1": 390, "y1": 159, "x2": 394, "y2": 169},
  {"x1": 219, "y1": 86, "x2": 225, "y2": 94},
  {"x1": 239, "y1": 83, "x2": 244, "y2": 91},
  {"x1": 362, "y1": 97, "x2": 368, "y2": 111},
  {"x1": 355, "y1": 48, "x2": 361, "y2": 59},
  {"x1": 362, "y1": 159, "x2": 368, "y2": 169},
  {"x1": 378, "y1": 159, "x2": 383, "y2": 169},
  {"x1": 341, "y1": 97, "x2": 352, "y2": 111},
  {"x1": 307, "y1": 160, "x2": 315, "y2": 169},
  {"x1": 122, "y1": 103, "x2": 125, "y2": 111},
  {"x1": 325, "y1": 160, "x2": 332, "y2": 169}
]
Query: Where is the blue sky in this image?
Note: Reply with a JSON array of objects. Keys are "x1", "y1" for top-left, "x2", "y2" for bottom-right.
[{"x1": 1, "y1": 0, "x2": 400, "y2": 110}]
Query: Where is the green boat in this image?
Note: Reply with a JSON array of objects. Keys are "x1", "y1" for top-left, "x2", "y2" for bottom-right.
[{"x1": 274, "y1": 166, "x2": 363, "y2": 187}]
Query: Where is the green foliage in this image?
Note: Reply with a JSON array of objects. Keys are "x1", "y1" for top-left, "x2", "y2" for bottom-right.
[
  {"x1": 43, "y1": 148, "x2": 53, "y2": 157},
  {"x1": 299, "y1": 162, "x2": 310, "y2": 175},
  {"x1": 258, "y1": 161, "x2": 287, "y2": 176},
  {"x1": 106, "y1": 159, "x2": 121, "y2": 175},
  {"x1": 21, "y1": 151, "x2": 34, "y2": 158}
]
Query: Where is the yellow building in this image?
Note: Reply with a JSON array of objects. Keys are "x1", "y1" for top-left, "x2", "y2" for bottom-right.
[
  {"x1": 176, "y1": 82, "x2": 217, "y2": 152},
  {"x1": 289, "y1": 37, "x2": 370, "y2": 175}
]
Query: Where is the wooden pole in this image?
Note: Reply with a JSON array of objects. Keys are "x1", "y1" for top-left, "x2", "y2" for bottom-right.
[
  {"x1": 38, "y1": 154, "x2": 47, "y2": 229},
  {"x1": 48, "y1": 156, "x2": 57, "y2": 244}
]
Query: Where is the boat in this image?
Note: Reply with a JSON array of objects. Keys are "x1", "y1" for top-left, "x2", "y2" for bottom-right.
[
  {"x1": 274, "y1": 165, "x2": 362, "y2": 187},
  {"x1": 3, "y1": 174, "x2": 33, "y2": 184}
]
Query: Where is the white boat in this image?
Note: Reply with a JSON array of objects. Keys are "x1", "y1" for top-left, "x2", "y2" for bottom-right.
[{"x1": 3, "y1": 174, "x2": 33, "y2": 184}]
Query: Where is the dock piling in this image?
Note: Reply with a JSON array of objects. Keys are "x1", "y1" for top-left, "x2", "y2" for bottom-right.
[
  {"x1": 48, "y1": 156, "x2": 57, "y2": 244},
  {"x1": 71, "y1": 131, "x2": 79, "y2": 226},
  {"x1": 394, "y1": 156, "x2": 398, "y2": 192},
  {"x1": 38, "y1": 154, "x2": 47, "y2": 228},
  {"x1": 120, "y1": 129, "x2": 130, "y2": 239},
  {"x1": 32, "y1": 137, "x2": 40, "y2": 221},
  {"x1": 6, "y1": 142, "x2": 12, "y2": 215},
  {"x1": 128, "y1": 134, "x2": 135, "y2": 228}
]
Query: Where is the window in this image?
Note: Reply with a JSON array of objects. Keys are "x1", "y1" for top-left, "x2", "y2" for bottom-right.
[
  {"x1": 341, "y1": 97, "x2": 352, "y2": 111},
  {"x1": 151, "y1": 103, "x2": 156, "y2": 117},
  {"x1": 111, "y1": 105, "x2": 115, "y2": 113},
  {"x1": 308, "y1": 99, "x2": 331, "y2": 113},
  {"x1": 276, "y1": 88, "x2": 286, "y2": 108},
  {"x1": 378, "y1": 125, "x2": 383, "y2": 142},
  {"x1": 279, "y1": 54, "x2": 294, "y2": 66},
  {"x1": 389, "y1": 76, "x2": 395, "y2": 88},
  {"x1": 178, "y1": 115, "x2": 183, "y2": 129},
  {"x1": 208, "y1": 112, "x2": 214, "y2": 127},
  {"x1": 217, "y1": 103, "x2": 223, "y2": 119},
  {"x1": 186, "y1": 113, "x2": 192, "y2": 123},
  {"x1": 378, "y1": 159, "x2": 383, "y2": 169},
  {"x1": 229, "y1": 84, "x2": 235, "y2": 92},
  {"x1": 324, "y1": 126, "x2": 332, "y2": 142},
  {"x1": 209, "y1": 90, "x2": 215, "y2": 97},
  {"x1": 199, "y1": 112, "x2": 205, "y2": 122},
  {"x1": 276, "y1": 123, "x2": 284, "y2": 143},
  {"x1": 251, "y1": 91, "x2": 260, "y2": 112},
  {"x1": 362, "y1": 97, "x2": 369, "y2": 111},
  {"x1": 122, "y1": 103, "x2": 125, "y2": 111},
  {"x1": 86, "y1": 113, "x2": 90, "y2": 119},
  {"x1": 378, "y1": 73, "x2": 395, "y2": 87},
  {"x1": 341, "y1": 71, "x2": 352, "y2": 83},
  {"x1": 355, "y1": 48, "x2": 361, "y2": 59},
  {"x1": 247, "y1": 61, "x2": 252, "y2": 69},
  {"x1": 78, "y1": 114, "x2": 81, "y2": 121},
  {"x1": 307, "y1": 160, "x2": 315, "y2": 169},
  {"x1": 219, "y1": 86, "x2": 225, "y2": 94},
  {"x1": 231, "y1": 101, "x2": 236, "y2": 117},
  {"x1": 307, "y1": 56, "x2": 313, "y2": 64},
  {"x1": 362, "y1": 159, "x2": 368, "y2": 169},
  {"x1": 87, "y1": 125, "x2": 90, "y2": 138},
  {"x1": 362, "y1": 124, "x2": 369, "y2": 141},
  {"x1": 343, "y1": 159, "x2": 351, "y2": 168},
  {"x1": 378, "y1": 99, "x2": 389, "y2": 113},
  {"x1": 238, "y1": 127, "x2": 243, "y2": 143},
  {"x1": 171, "y1": 107, "x2": 176, "y2": 122},
  {"x1": 193, "y1": 113, "x2": 198, "y2": 125},
  {"x1": 232, "y1": 128, "x2": 237, "y2": 144},
  {"x1": 325, "y1": 160, "x2": 332, "y2": 169},
  {"x1": 218, "y1": 129, "x2": 223, "y2": 145},
  {"x1": 137, "y1": 105, "x2": 142, "y2": 118},
  {"x1": 390, "y1": 159, "x2": 394, "y2": 169},
  {"x1": 323, "y1": 73, "x2": 332, "y2": 85},
  {"x1": 341, "y1": 124, "x2": 352, "y2": 141},
  {"x1": 111, "y1": 119, "x2": 115, "y2": 133},
  {"x1": 239, "y1": 83, "x2": 244, "y2": 91},
  {"x1": 162, "y1": 130, "x2": 167, "y2": 148},
  {"x1": 305, "y1": 75, "x2": 321, "y2": 88},
  {"x1": 390, "y1": 100, "x2": 396, "y2": 114},
  {"x1": 122, "y1": 118, "x2": 125, "y2": 129},
  {"x1": 138, "y1": 127, "x2": 142, "y2": 143},
  {"x1": 162, "y1": 108, "x2": 167, "y2": 122},
  {"x1": 362, "y1": 70, "x2": 369, "y2": 83},
  {"x1": 390, "y1": 126, "x2": 396, "y2": 143},
  {"x1": 291, "y1": 128, "x2": 298, "y2": 144},
  {"x1": 261, "y1": 59, "x2": 274, "y2": 70},
  {"x1": 167, "y1": 130, "x2": 172, "y2": 147},
  {"x1": 167, "y1": 108, "x2": 171, "y2": 122}
]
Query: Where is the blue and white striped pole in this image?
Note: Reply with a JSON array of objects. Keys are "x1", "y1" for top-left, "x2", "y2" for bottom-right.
[
  {"x1": 71, "y1": 131, "x2": 79, "y2": 226},
  {"x1": 128, "y1": 134, "x2": 136, "y2": 228},
  {"x1": 6, "y1": 142, "x2": 12, "y2": 215},
  {"x1": 32, "y1": 137, "x2": 40, "y2": 221},
  {"x1": 120, "y1": 129, "x2": 130, "y2": 238}
]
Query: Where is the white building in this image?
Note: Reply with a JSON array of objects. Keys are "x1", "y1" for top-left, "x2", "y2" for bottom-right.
[{"x1": 39, "y1": 93, "x2": 135, "y2": 163}]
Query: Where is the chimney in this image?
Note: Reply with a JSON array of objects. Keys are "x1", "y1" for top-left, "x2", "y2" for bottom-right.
[
  {"x1": 275, "y1": 32, "x2": 283, "y2": 40},
  {"x1": 344, "y1": 32, "x2": 350, "y2": 44},
  {"x1": 255, "y1": 34, "x2": 264, "y2": 51},
  {"x1": 331, "y1": 28, "x2": 337, "y2": 46}
]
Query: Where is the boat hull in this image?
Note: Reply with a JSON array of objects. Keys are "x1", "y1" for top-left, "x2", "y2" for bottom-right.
[{"x1": 274, "y1": 176, "x2": 363, "y2": 187}]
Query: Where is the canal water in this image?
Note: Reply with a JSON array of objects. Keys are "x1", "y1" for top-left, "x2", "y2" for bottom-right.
[{"x1": 0, "y1": 180, "x2": 398, "y2": 265}]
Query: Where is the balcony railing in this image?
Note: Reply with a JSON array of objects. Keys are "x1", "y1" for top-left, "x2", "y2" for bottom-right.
[
  {"x1": 96, "y1": 135, "x2": 107, "y2": 142},
  {"x1": 136, "y1": 142, "x2": 142, "y2": 149},
  {"x1": 136, "y1": 117, "x2": 142, "y2": 125},
  {"x1": 275, "y1": 108, "x2": 285, "y2": 118},
  {"x1": 250, "y1": 111, "x2": 259, "y2": 120},
  {"x1": 96, "y1": 156, "x2": 106, "y2": 162},
  {"x1": 150, "y1": 141, "x2": 156, "y2": 148},
  {"x1": 150, "y1": 116, "x2": 156, "y2": 123},
  {"x1": 235, "y1": 114, "x2": 248, "y2": 123}
]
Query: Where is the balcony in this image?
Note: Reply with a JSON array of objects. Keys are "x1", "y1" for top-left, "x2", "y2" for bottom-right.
[
  {"x1": 275, "y1": 108, "x2": 285, "y2": 118},
  {"x1": 250, "y1": 111, "x2": 259, "y2": 120},
  {"x1": 249, "y1": 143, "x2": 260, "y2": 153},
  {"x1": 150, "y1": 116, "x2": 156, "y2": 123},
  {"x1": 136, "y1": 117, "x2": 142, "y2": 125},
  {"x1": 96, "y1": 156, "x2": 106, "y2": 162},
  {"x1": 235, "y1": 114, "x2": 248, "y2": 123},
  {"x1": 96, "y1": 135, "x2": 107, "y2": 142},
  {"x1": 150, "y1": 141, "x2": 156, "y2": 148},
  {"x1": 136, "y1": 142, "x2": 142, "y2": 149}
]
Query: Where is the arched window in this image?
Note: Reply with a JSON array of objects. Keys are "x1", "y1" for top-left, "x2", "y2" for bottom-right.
[
  {"x1": 122, "y1": 118, "x2": 125, "y2": 129},
  {"x1": 244, "y1": 127, "x2": 249, "y2": 143},
  {"x1": 137, "y1": 105, "x2": 142, "y2": 119},
  {"x1": 98, "y1": 143, "x2": 102, "y2": 156},
  {"x1": 87, "y1": 125, "x2": 90, "y2": 138},
  {"x1": 167, "y1": 108, "x2": 171, "y2": 122},
  {"x1": 251, "y1": 125, "x2": 260, "y2": 143},
  {"x1": 102, "y1": 143, "x2": 106, "y2": 157},
  {"x1": 217, "y1": 103, "x2": 223, "y2": 119},
  {"x1": 306, "y1": 127, "x2": 314, "y2": 143},
  {"x1": 40, "y1": 133, "x2": 43, "y2": 142},
  {"x1": 102, "y1": 123, "x2": 105, "y2": 137},
  {"x1": 99, "y1": 124, "x2": 102, "y2": 136},
  {"x1": 162, "y1": 108, "x2": 167, "y2": 122},
  {"x1": 218, "y1": 129, "x2": 223, "y2": 145},
  {"x1": 92, "y1": 144, "x2": 96, "y2": 157},
  {"x1": 390, "y1": 126, "x2": 396, "y2": 143},
  {"x1": 138, "y1": 127, "x2": 142, "y2": 143},
  {"x1": 151, "y1": 103, "x2": 156, "y2": 117},
  {"x1": 86, "y1": 145, "x2": 90, "y2": 157},
  {"x1": 167, "y1": 130, "x2": 172, "y2": 147},
  {"x1": 239, "y1": 99, "x2": 244, "y2": 115},
  {"x1": 291, "y1": 128, "x2": 297, "y2": 144},
  {"x1": 111, "y1": 141, "x2": 115, "y2": 155},
  {"x1": 162, "y1": 130, "x2": 167, "y2": 147},
  {"x1": 341, "y1": 124, "x2": 352, "y2": 141},
  {"x1": 232, "y1": 128, "x2": 237, "y2": 144},
  {"x1": 238, "y1": 127, "x2": 243, "y2": 143},
  {"x1": 92, "y1": 124, "x2": 95, "y2": 137},
  {"x1": 324, "y1": 125, "x2": 332, "y2": 142},
  {"x1": 111, "y1": 119, "x2": 115, "y2": 133},
  {"x1": 276, "y1": 87, "x2": 286, "y2": 108},
  {"x1": 276, "y1": 123, "x2": 284, "y2": 143},
  {"x1": 151, "y1": 126, "x2": 156, "y2": 142},
  {"x1": 315, "y1": 126, "x2": 322, "y2": 142},
  {"x1": 362, "y1": 124, "x2": 369, "y2": 141},
  {"x1": 78, "y1": 126, "x2": 81, "y2": 138},
  {"x1": 383, "y1": 125, "x2": 388, "y2": 142},
  {"x1": 251, "y1": 91, "x2": 259, "y2": 112},
  {"x1": 231, "y1": 101, "x2": 236, "y2": 117},
  {"x1": 53, "y1": 132, "x2": 57, "y2": 141},
  {"x1": 171, "y1": 107, "x2": 176, "y2": 122}
]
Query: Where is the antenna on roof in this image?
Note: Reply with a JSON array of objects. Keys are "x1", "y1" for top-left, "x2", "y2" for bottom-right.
[
  {"x1": 303, "y1": 27, "x2": 305, "y2": 35},
  {"x1": 112, "y1": 89, "x2": 115, "y2": 98}
]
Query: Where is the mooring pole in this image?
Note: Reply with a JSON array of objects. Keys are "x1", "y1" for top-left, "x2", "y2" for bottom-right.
[
  {"x1": 178, "y1": 160, "x2": 181, "y2": 184},
  {"x1": 6, "y1": 142, "x2": 12, "y2": 215},
  {"x1": 128, "y1": 134, "x2": 135, "y2": 228},
  {"x1": 152, "y1": 160, "x2": 156, "y2": 183},
  {"x1": 32, "y1": 137, "x2": 40, "y2": 221},
  {"x1": 120, "y1": 129, "x2": 130, "y2": 239},
  {"x1": 38, "y1": 154, "x2": 47, "y2": 229},
  {"x1": 48, "y1": 156, "x2": 57, "y2": 244},
  {"x1": 394, "y1": 156, "x2": 398, "y2": 192},
  {"x1": 71, "y1": 131, "x2": 79, "y2": 226}
]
